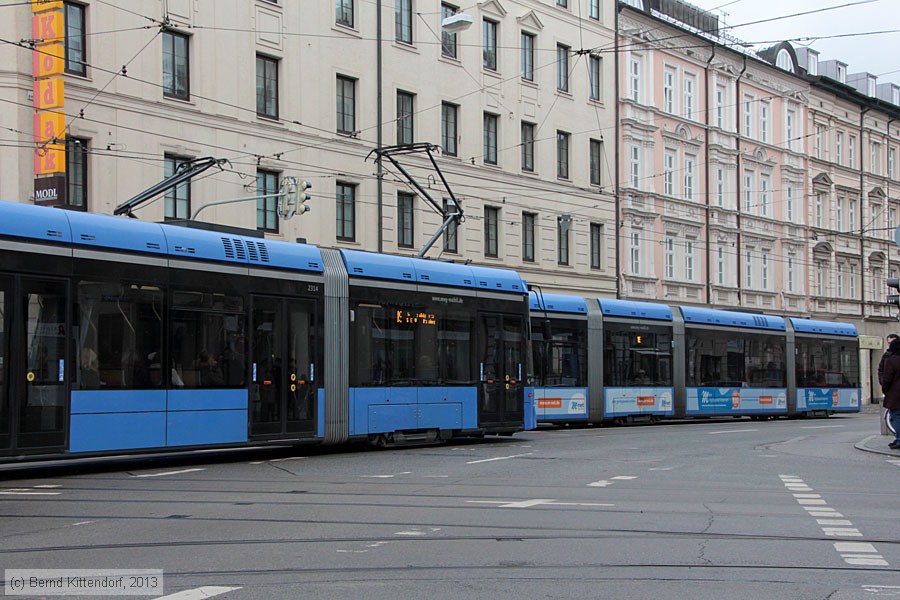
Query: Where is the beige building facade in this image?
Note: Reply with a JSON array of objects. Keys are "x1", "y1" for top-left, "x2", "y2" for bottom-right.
[{"x1": 0, "y1": 0, "x2": 618, "y2": 296}]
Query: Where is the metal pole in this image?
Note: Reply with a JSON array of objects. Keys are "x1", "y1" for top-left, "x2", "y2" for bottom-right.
[{"x1": 376, "y1": 0, "x2": 384, "y2": 253}]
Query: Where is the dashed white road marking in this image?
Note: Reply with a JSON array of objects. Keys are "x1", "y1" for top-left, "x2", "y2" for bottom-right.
[
  {"x1": 72, "y1": 521, "x2": 94, "y2": 526},
  {"x1": 467, "y1": 499, "x2": 614, "y2": 509},
  {"x1": 862, "y1": 584, "x2": 900, "y2": 593},
  {"x1": 588, "y1": 480, "x2": 612, "y2": 487},
  {"x1": 0, "y1": 490, "x2": 61, "y2": 496},
  {"x1": 817, "y1": 519, "x2": 854, "y2": 526},
  {"x1": 466, "y1": 453, "x2": 533, "y2": 464},
  {"x1": 800, "y1": 425, "x2": 845, "y2": 429},
  {"x1": 33, "y1": 484, "x2": 62, "y2": 488},
  {"x1": 132, "y1": 468, "x2": 205, "y2": 478},
  {"x1": 611, "y1": 476, "x2": 637, "y2": 480},
  {"x1": 360, "y1": 472, "x2": 412, "y2": 479},
  {"x1": 707, "y1": 428, "x2": 759, "y2": 435},
  {"x1": 153, "y1": 586, "x2": 240, "y2": 600}
]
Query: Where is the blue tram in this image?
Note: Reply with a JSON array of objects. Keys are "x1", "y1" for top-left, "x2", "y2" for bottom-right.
[
  {"x1": 0, "y1": 200, "x2": 535, "y2": 462},
  {"x1": 531, "y1": 292, "x2": 860, "y2": 424}
]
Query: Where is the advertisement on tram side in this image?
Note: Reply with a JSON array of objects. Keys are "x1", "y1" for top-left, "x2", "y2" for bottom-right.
[
  {"x1": 797, "y1": 388, "x2": 860, "y2": 411},
  {"x1": 687, "y1": 387, "x2": 788, "y2": 415},
  {"x1": 603, "y1": 387, "x2": 674, "y2": 417},
  {"x1": 535, "y1": 388, "x2": 588, "y2": 420}
]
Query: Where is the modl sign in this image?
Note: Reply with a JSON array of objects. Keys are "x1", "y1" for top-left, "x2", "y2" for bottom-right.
[{"x1": 34, "y1": 174, "x2": 66, "y2": 206}]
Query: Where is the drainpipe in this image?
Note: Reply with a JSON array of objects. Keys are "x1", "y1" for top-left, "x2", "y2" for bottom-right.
[
  {"x1": 704, "y1": 44, "x2": 715, "y2": 305},
  {"x1": 887, "y1": 117, "x2": 898, "y2": 308},
  {"x1": 376, "y1": 0, "x2": 384, "y2": 253},
  {"x1": 614, "y1": 3, "x2": 622, "y2": 299},
  {"x1": 735, "y1": 56, "x2": 747, "y2": 307},
  {"x1": 859, "y1": 106, "x2": 870, "y2": 319}
]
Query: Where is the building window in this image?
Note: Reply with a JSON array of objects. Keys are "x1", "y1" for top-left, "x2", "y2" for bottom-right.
[
  {"x1": 589, "y1": 0, "x2": 600, "y2": 19},
  {"x1": 684, "y1": 155, "x2": 695, "y2": 201},
  {"x1": 665, "y1": 236, "x2": 675, "y2": 279},
  {"x1": 589, "y1": 54, "x2": 601, "y2": 101},
  {"x1": 65, "y1": 137, "x2": 88, "y2": 209},
  {"x1": 397, "y1": 90, "x2": 414, "y2": 144},
  {"x1": 786, "y1": 186, "x2": 794, "y2": 221},
  {"x1": 836, "y1": 263, "x2": 844, "y2": 297},
  {"x1": 556, "y1": 0, "x2": 568, "y2": 6},
  {"x1": 64, "y1": 2, "x2": 86, "y2": 76},
  {"x1": 715, "y1": 85, "x2": 725, "y2": 129},
  {"x1": 743, "y1": 95, "x2": 753, "y2": 138},
  {"x1": 849, "y1": 198, "x2": 857, "y2": 233},
  {"x1": 256, "y1": 169, "x2": 279, "y2": 233},
  {"x1": 336, "y1": 182, "x2": 356, "y2": 241},
  {"x1": 663, "y1": 67, "x2": 675, "y2": 114},
  {"x1": 443, "y1": 198, "x2": 458, "y2": 252},
  {"x1": 890, "y1": 147, "x2": 896, "y2": 179},
  {"x1": 441, "y1": 103, "x2": 458, "y2": 156},
  {"x1": 760, "y1": 102, "x2": 769, "y2": 143},
  {"x1": 164, "y1": 154, "x2": 191, "y2": 220},
  {"x1": 162, "y1": 30, "x2": 189, "y2": 100},
  {"x1": 760, "y1": 174, "x2": 769, "y2": 217},
  {"x1": 256, "y1": 55, "x2": 278, "y2": 119},
  {"x1": 786, "y1": 109, "x2": 795, "y2": 151},
  {"x1": 483, "y1": 113, "x2": 498, "y2": 165},
  {"x1": 837, "y1": 197, "x2": 844, "y2": 231},
  {"x1": 629, "y1": 56, "x2": 641, "y2": 103},
  {"x1": 816, "y1": 192, "x2": 824, "y2": 228},
  {"x1": 746, "y1": 251, "x2": 753, "y2": 288},
  {"x1": 630, "y1": 232, "x2": 641, "y2": 275},
  {"x1": 849, "y1": 135, "x2": 856, "y2": 168},
  {"x1": 336, "y1": 75, "x2": 356, "y2": 134},
  {"x1": 686, "y1": 240, "x2": 695, "y2": 281},
  {"x1": 396, "y1": 0, "x2": 412, "y2": 44},
  {"x1": 521, "y1": 32, "x2": 535, "y2": 81},
  {"x1": 397, "y1": 192, "x2": 414, "y2": 248},
  {"x1": 815, "y1": 124, "x2": 824, "y2": 159},
  {"x1": 484, "y1": 206, "x2": 499, "y2": 257},
  {"x1": 590, "y1": 139, "x2": 602, "y2": 186},
  {"x1": 522, "y1": 212, "x2": 535, "y2": 262},
  {"x1": 850, "y1": 264, "x2": 857, "y2": 298},
  {"x1": 816, "y1": 261, "x2": 826, "y2": 295},
  {"x1": 557, "y1": 131, "x2": 570, "y2": 179},
  {"x1": 336, "y1": 0, "x2": 354, "y2": 27},
  {"x1": 557, "y1": 216, "x2": 570, "y2": 265},
  {"x1": 836, "y1": 131, "x2": 844, "y2": 165},
  {"x1": 716, "y1": 168, "x2": 725, "y2": 207},
  {"x1": 683, "y1": 74, "x2": 695, "y2": 120},
  {"x1": 664, "y1": 151, "x2": 676, "y2": 196},
  {"x1": 717, "y1": 246, "x2": 725, "y2": 285},
  {"x1": 557, "y1": 44, "x2": 569, "y2": 92},
  {"x1": 590, "y1": 223, "x2": 603, "y2": 269},
  {"x1": 521, "y1": 122, "x2": 535, "y2": 172},
  {"x1": 787, "y1": 257, "x2": 795, "y2": 293},
  {"x1": 630, "y1": 145, "x2": 640, "y2": 188},
  {"x1": 872, "y1": 142, "x2": 882, "y2": 175},
  {"x1": 744, "y1": 172, "x2": 753, "y2": 213},
  {"x1": 761, "y1": 252, "x2": 769, "y2": 289},
  {"x1": 483, "y1": 19, "x2": 497, "y2": 71},
  {"x1": 441, "y1": 3, "x2": 458, "y2": 58}
]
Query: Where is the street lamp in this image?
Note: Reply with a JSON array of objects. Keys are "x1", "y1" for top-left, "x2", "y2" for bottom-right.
[{"x1": 441, "y1": 12, "x2": 472, "y2": 33}]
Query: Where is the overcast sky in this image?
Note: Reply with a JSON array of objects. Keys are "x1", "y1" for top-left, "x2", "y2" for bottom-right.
[{"x1": 688, "y1": 0, "x2": 900, "y2": 86}]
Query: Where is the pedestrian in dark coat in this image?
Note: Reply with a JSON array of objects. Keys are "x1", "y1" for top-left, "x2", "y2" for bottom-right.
[
  {"x1": 879, "y1": 337, "x2": 900, "y2": 449},
  {"x1": 878, "y1": 333, "x2": 899, "y2": 386}
]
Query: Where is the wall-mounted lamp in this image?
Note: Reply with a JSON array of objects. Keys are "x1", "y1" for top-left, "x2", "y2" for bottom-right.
[{"x1": 442, "y1": 13, "x2": 473, "y2": 33}]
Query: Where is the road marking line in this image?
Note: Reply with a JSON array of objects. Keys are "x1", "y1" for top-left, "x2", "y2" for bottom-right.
[
  {"x1": 648, "y1": 467, "x2": 674, "y2": 471},
  {"x1": 817, "y1": 519, "x2": 853, "y2": 526},
  {"x1": 500, "y1": 499, "x2": 556, "y2": 508},
  {"x1": 551, "y1": 502, "x2": 615, "y2": 507},
  {"x1": 793, "y1": 494, "x2": 822, "y2": 498},
  {"x1": 797, "y1": 499, "x2": 827, "y2": 505},
  {"x1": 588, "y1": 480, "x2": 612, "y2": 487},
  {"x1": 823, "y1": 527, "x2": 863, "y2": 537},
  {"x1": 33, "y1": 484, "x2": 62, "y2": 488},
  {"x1": 72, "y1": 521, "x2": 94, "y2": 526},
  {"x1": 132, "y1": 468, "x2": 205, "y2": 478},
  {"x1": 808, "y1": 511, "x2": 844, "y2": 517},
  {"x1": 153, "y1": 586, "x2": 241, "y2": 600},
  {"x1": 466, "y1": 499, "x2": 614, "y2": 509},
  {"x1": 835, "y1": 542, "x2": 878, "y2": 553},
  {"x1": 708, "y1": 429, "x2": 759, "y2": 435},
  {"x1": 779, "y1": 474, "x2": 800, "y2": 479},
  {"x1": 466, "y1": 453, "x2": 533, "y2": 464},
  {"x1": 360, "y1": 472, "x2": 412, "y2": 479},
  {"x1": 611, "y1": 476, "x2": 637, "y2": 480},
  {"x1": 800, "y1": 425, "x2": 844, "y2": 429},
  {"x1": 846, "y1": 558, "x2": 889, "y2": 566},
  {"x1": 0, "y1": 491, "x2": 61, "y2": 496},
  {"x1": 785, "y1": 486, "x2": 813, "y2": 491},
  {"x1": 269, "y1": 457, "x2": 307, "y2": 463}
]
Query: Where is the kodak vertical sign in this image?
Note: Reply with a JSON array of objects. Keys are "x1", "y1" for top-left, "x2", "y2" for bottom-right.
[{"x1": 32, "y1": 0, "x2": 66, "y2": 179}]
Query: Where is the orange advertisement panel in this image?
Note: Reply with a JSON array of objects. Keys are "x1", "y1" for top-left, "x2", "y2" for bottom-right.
[
  {"x1": 759, "y1": 396, "x2": 773, "y2": 405},
  {"x1": 33, "y1": 111, "x2": 65, "y2": 143},
  {"x1": 31, "y1": 0, "x2": 63, "y2": 13},
  {"x1": 33, "y1": 43, "x2": 64, "y2": 78},
  {"x1": 636, "y1": 396, "x2": 656, "y2": 407},
  {"x1": 32, "y1": 11, "x2": 64, "y2": 43},
  {"x1": 33, "y1": 78, "x2": 64, "y2": 110},
  {"x1": 537, "y1": 398, "x2": 563, "y2": 409},
  {"x1": 34, "y1": 142, "x2": 65, "y2": 175}
]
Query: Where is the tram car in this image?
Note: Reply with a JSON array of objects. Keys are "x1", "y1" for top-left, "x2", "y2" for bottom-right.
[
  {"x1": 0, "y1": 200, "x2": 535, "y2": 463},
  {"x1": 530, "y1": 292, "x2": 861, "y2": 425}
]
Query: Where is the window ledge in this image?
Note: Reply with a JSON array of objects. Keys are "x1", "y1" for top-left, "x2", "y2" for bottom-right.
[{"x1": 332, "y1": 23, "x2": 362, "y2": 38}]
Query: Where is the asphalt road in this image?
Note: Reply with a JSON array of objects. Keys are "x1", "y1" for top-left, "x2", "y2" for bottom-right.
[{"x1": 1, "y1": 410, "x2": 898, "y2": 600}]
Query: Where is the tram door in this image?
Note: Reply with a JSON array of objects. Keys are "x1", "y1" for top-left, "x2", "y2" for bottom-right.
[
  {"x1": 0, "y1": 278, "x2": 68, "y2": 454},
  {"x1": 250, "y1": 296, "x2": 316, "y2": 438},
  {"x1": 479, "y1": 313, "x2": 526, "y2": 428}
]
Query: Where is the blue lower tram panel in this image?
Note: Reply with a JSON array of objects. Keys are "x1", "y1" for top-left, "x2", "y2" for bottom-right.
[
  {"x1": 349, "y1": 387, "x2": 478, "y2": 436},
  {"x1": 69, "y1": 389, "x2": 249, "y2": 453}
]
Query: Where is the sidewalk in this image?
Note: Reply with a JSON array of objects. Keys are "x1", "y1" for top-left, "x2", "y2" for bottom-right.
[{"x1": 855, "y1": 402, "x2": 900, "y2": 457}]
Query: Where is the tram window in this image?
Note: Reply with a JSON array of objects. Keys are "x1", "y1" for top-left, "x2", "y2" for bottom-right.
[
  {"x1": 603, "y1": 324, "x2": 673, "y2": 387},
  {"x1": 171, "y1": 291, "x2": 246, "y2": 389},
  {"x1": 532, "y1": 319, "x2": 587, "y2": 387},
  {"x1": 795, "y1": 337, "x2": 859, "y2": 388},
  {"x1": 350, "y1": 298, "x2": 474, "y2": 387},
  {"x1": 75, "y1": 282, "x2": 163, "y2": 390},
  {"x1": 685, "y1": 330, "x2": 785, "y2": 388}
]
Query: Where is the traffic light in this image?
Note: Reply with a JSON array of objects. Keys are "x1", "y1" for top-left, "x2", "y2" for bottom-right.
[
  {"x1": 888, "y1": 278, "x2": 900, "y2": 320},
  {"x1": 296, "y1": 180, "x2": 312, "y2": 215}
]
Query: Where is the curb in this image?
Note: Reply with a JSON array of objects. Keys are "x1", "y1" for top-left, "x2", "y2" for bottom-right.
[{"x1": 855, "y1": 434, "x2": 900, "y2": 456}]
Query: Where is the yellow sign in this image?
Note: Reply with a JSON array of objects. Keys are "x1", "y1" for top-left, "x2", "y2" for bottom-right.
[
  {"x1": 34, "y1": 142, "x2": 66, "y2": 175},
  {"x1": 33, "y1": 43, "x2": 64, "y2": 77},
  {"x1": 34, "y1": 78, "x2": 64, "y2": 110},
  {"x1": 26, "y1": 372, "x2": 36, "y2": 382},
  {"x1": 33, "y1": 110, "x2": 65, "y2": 143},
  {"x1": 31, "y1": 0, "x2": 63, "y2": 13},
  {"x1": 32, "y1": 11, "x2": 64, "y2": 43}
]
